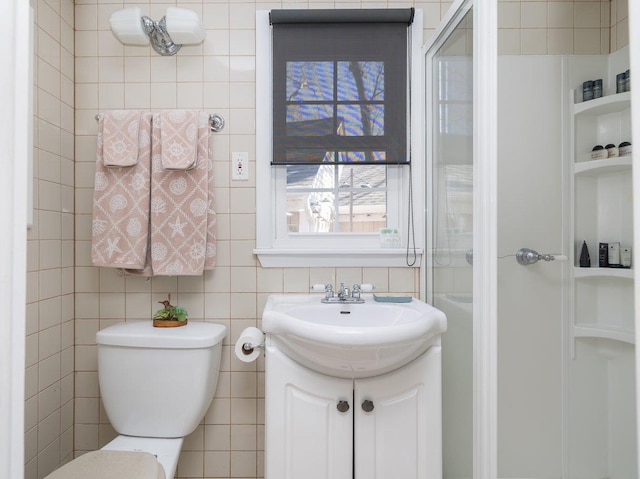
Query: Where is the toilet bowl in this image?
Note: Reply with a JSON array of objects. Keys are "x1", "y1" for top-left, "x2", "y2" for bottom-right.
[{"x1": 45, "y1": 320, "x2": 226, "y2": 479}]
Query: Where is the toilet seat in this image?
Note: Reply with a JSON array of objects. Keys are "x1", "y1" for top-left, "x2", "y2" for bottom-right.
[
  {"x1": 102, "y1": 435, "x2": 183, "y2": 479},
  {"x1": 44, "y1": 450, "x2": 165, "y2": 479}
]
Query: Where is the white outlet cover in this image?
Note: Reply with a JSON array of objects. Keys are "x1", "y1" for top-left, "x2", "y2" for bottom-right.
[{"x1": 232, "y1": 152, "x2": 249, "y2": 180}]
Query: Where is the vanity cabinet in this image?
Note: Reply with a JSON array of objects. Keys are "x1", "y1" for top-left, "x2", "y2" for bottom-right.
[{"x1": 265, "y1": 342, "x2": 442, "y2": 479}]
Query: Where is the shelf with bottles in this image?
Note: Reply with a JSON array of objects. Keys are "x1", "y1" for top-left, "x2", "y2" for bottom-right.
[
  {"x1": 572, "y1": 89, "x2": 631, "y2": 172},
  {"x1": 573, "y1": 169, "x2": 633, "y2": 269},
  {"x1": 573, "y1": 156, "x2": 631, "y2": 175},
  {"x1": 572, "y1": 91, "x2": 630, "y2": 117},
  {"x1": 573, "y1": 266, "x2": 633, "y2": 280}
]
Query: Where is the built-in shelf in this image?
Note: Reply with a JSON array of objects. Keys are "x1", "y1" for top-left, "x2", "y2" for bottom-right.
[
  {"x1": 566, "y1": 51, "x2": 636, "y2": 477},
  {"x1": 570, "y1": 85, "x2": 634, "y2": 352},
  {"x1": 573, "y1": 267, "x2": 633, "y2": 279},
  {"x1": 573, "y1": 324, "x2": 635, "y2": 345},
  {"x1": 574, "y1": 156, "x2": 632, "y2": 175},
  {"x1": 573, "y1": 91, "x2": 631, "y2": 116}
]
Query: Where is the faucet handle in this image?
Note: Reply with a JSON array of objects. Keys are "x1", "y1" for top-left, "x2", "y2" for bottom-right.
[
  {"x1": 325, "y1": 284, "x2": 334, "y2": 299},
  {"x1": 352, "y1": 284, "x2": 361, "y2": 299}
]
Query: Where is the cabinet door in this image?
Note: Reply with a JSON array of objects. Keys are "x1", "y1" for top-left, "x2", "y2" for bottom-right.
[
  {"x1": 265, "y1": 346, "x2": 353, "y2": 479},
  {"x1": 354, "y1": 346, "x2": 442, "y2": 479}
]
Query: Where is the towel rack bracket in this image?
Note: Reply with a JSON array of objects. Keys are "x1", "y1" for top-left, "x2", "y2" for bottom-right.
[{"x1": 208, "y1": 113, "x2": 225, "y2": 132}]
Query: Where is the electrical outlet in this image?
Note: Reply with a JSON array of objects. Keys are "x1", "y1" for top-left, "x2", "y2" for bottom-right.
[{"x1": 232, "y1": 152, "x2": 249, "y2": 181}]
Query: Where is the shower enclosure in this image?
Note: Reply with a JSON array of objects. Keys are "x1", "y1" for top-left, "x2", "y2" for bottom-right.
[
  {"x1": 425, "y1": 0, "x2": 637, "y2": 477},
  {"x1": 424, "y1": 6, "x2": 474, "y2": 477}
]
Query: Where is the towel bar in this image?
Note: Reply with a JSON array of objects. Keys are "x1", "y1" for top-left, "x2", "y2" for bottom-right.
[{"x1": 94, "y1": 112, "x2": 225, "y2": 132}]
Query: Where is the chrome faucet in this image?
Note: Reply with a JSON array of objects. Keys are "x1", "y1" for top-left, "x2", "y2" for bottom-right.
[{"x1": 321, "y1": 283, "x2": 365, "y2": 304}]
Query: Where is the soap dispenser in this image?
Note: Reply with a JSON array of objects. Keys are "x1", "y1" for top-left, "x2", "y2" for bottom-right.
[{"x1": 579, "y1": 241, "x2": 590, "y2": 267}]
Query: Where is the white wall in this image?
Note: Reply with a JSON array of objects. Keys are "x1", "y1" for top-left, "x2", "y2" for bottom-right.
[{"x1": 497, "y1": 55, "x2": 565, "y2": 477}]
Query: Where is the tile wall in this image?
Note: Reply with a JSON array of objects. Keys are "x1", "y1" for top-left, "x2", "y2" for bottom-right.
[
  {"x1": 25, "y1": 0, "x2": 76, "y2": 478},
  {"x1": 24, "y1": 1, "x2": 629, "y2": 479},
  {"x1": 610, "y1": 0, "x2": 629, "y2": 51},
  {"x1": 72, "y1": 2, "x2": 425, "y2": 479},
  {"x1": 497, "y1": 0, "x2": 628, "y2": 55}
]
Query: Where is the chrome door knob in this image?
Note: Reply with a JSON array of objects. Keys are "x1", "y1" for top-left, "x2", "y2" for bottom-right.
[{"x1": 337, "y1": 400, "x2": 350, "y2": 413}]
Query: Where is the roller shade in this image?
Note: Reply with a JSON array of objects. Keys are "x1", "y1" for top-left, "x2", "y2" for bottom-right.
[
  {"x1": 270, "y1": 8, "x2": 413, "y2": 165},
  {"x1": 269, "y1": 8, "x2": 414, "y2": 25}
]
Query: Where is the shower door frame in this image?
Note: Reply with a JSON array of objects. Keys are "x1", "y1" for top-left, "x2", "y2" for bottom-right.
[
  {"x1": 423, "y1": 0, "x2": 498, "y2": 477},
  {"x1": 630, "y1": 0, "x2": 640, "y2": 465},
  {"x1": 1, "y1": 0, "x2": 29, "y2": 477}
]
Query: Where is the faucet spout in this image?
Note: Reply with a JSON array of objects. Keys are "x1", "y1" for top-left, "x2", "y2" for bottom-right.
[{"x1": 337, "y1": 283, "x2": 350, "y2": 300}]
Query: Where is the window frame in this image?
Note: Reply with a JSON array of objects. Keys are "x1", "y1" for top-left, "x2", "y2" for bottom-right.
[{"x1": 255, "y1": 9, "x2": 424, "y2": 268}]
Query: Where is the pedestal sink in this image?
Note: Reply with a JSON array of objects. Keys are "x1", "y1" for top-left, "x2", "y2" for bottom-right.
[{"x1": 262, "y1": 294, "x2": 447, "y2": 378}]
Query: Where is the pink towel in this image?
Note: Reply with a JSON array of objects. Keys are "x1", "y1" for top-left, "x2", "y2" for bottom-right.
[
  {"x1": 146, "y1": 111, "x2": 216, "y2": 275},
  {"x1": 159, "y1": 110, "x2": 198, "y2": 170},
  {"x1": 102, "y1": 110, "x2": 142, "y2": 167},
  {"x1": 203, "y1": 130, "x2": 217, "y2": 272},
  {"x1": 91, "y1": 112, "x2": 152, "y2": 269}
]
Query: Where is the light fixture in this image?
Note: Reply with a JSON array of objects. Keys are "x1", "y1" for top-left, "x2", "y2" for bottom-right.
[{"x1": 109, "y1": 7, "x2": 206, "y2": 56}]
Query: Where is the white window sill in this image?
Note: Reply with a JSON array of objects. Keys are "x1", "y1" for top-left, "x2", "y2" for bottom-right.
[{"x1": 254, "y1": 248, "x2": 423, "y2": 268}]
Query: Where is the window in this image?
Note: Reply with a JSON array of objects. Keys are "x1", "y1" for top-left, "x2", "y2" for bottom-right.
[
  {"x1": 255, "y1": 9, "x2": 424, "y2": 267},
  {"x1": 285, "y1": 163, "x2": 388, "y2": 234}
]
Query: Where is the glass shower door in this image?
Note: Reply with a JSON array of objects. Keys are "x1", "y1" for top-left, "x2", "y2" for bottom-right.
[{"x1": 425, "y1": 5, "x2": 474, "y2": 479}]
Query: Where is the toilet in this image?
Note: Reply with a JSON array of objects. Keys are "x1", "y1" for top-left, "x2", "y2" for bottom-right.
[{"x1": 46, "y1": 320, "x2": 226, "y2": 479}]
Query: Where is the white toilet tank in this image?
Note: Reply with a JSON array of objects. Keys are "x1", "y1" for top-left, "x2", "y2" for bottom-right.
[{"x1": 96, "y1": 321, "x2": 226, "y2": 438}]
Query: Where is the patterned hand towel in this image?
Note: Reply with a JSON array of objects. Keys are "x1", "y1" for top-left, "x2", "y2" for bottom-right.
[
  {"x1": 92, "y1": 112, "x2": 153, "y2": 269},
  {"x1": 159, "y1": 110, "x2": 199, "y2": 170},
  {"x1": 102, "y1": 110, "x2": 142, "y2": 167},
  {"x1": 148, "y1": 111, "x2": 216, "y2": 275},
  {"x1": 203, "y1": 129, "x2": 217, "y2": 271}
]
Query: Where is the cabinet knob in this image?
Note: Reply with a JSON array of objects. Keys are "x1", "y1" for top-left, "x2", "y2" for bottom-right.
[
  {"x1": 336, "y1": 400, "x2": 350, "y2": 413},
  {"x1": 361, "y1": 400, "x2": 374, "y2": 413}
]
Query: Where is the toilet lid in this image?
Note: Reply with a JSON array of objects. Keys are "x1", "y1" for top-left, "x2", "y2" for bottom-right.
[{"x1": 45, "y1": 450, "x2": 165, "y2": 479}]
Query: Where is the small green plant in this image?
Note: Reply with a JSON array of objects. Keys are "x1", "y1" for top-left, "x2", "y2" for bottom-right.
[{"x1": 153, "y1": 294, "x2": 188, "y2": 322}]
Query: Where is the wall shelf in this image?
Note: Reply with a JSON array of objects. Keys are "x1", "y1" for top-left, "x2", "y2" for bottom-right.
[
  {"x1": 573, "y1": 267, "x2": 633, "y2": 280},
  {"x1": 572, "y1": 91, "x2": 631, "y2": 117},
  {"x1": 566, "y1": 50, "x2": 637, "y2": 479},
  {"x1": 569, "y1": 86, "x2": 634, "y2": 349},
  {"x1": 573, "y1": 156, "x2": 631, "y2": 175},
  {"x1": 573, "y1": 324, "x2": 635, "y2": 345}
]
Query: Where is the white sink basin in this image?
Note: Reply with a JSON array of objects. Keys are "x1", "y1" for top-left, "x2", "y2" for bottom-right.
[{"x1": 262, "y1": 294, "x2": 447, "y2": 378}]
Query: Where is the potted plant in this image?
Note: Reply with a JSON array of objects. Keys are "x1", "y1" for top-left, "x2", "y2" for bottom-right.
[{"x1": 153, "y1": 293, "x2": 188, "y2": 328}]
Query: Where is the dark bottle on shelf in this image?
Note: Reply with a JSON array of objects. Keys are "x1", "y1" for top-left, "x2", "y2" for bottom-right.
[{"x1": 579, "y1": 241, "x2": 591, "y2": 267}]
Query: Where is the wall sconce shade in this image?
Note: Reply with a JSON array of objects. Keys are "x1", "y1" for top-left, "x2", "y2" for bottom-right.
[
  {"x1": 109, "y1": 8, "x2": 149, "y2": 46},
  {"x1": 109, "y1": 7, "x2": 206, "y2": 56},
  {"x1": 165, "y1": 8, "x2": 206, "y2": 45}
]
